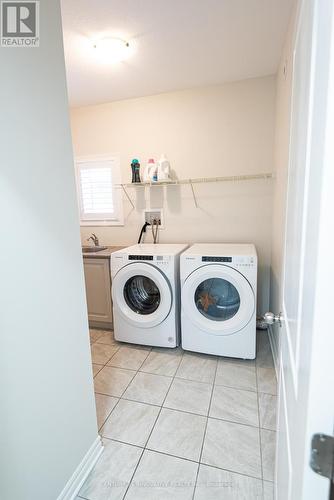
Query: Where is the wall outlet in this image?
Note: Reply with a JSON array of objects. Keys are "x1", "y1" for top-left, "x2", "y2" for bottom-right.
[{"x1": 144, "y1": 209, "x2": 164, "y2": 228}]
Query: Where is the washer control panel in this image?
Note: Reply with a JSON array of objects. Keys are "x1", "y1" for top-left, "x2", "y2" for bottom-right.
[
  {"x1": 128, "y1": 254, "x2": 170, "y2": 264},
  {"x1": 112, "y1": 253, "x2": 172, "y2": 276},
  {"x1": 128, "y1": 254, "x2": 153, "y2": 260}
]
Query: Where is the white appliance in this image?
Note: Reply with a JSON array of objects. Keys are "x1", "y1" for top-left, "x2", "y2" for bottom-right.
[
  {"x1": 180, "y1": 243, "x2": 257, "y2": 359},
  {"x1": 111, "y1": 243, "x2": 188, "y2": 348}
]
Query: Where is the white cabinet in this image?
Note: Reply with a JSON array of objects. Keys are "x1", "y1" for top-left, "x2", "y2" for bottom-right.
[{"x1": 83, "y1": 257, "x2": 113, "y2": 329}]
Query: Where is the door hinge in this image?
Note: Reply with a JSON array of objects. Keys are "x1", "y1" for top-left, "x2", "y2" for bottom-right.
[{"x1": 310, "y1": 433, "x2": 334, "y2": 481}]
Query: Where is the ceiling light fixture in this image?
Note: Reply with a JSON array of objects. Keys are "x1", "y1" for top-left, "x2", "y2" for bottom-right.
[{"x1": 92, "y1": 37, "x2": 133, "y2": 64}]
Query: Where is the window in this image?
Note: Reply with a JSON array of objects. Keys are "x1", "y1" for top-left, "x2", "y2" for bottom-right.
[{"x1": 75, "y1": 156, "x2": 123, "y2": 226}]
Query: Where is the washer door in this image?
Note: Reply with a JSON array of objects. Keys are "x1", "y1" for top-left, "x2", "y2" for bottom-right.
[
  {"x1": 112, "y1": 262, "x2": 172, "y2": 328},
  {"x1": 182, "y1": 264, "x2": 255, "y2": 336}
]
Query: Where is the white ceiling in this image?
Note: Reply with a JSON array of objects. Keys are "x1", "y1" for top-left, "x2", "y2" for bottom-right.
[{"x1": 61, "y1": 0, "x2": 294, "y2": 107}]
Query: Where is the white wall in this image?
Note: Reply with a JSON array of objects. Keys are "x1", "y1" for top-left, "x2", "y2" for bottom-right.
[
  {"x1": 270, "y1": 8, "x2": 296, "y2": 356},
  {"x1": 0, "y1": 1, "x2": 99, "y2": 499},
  {"x1": 71, "y1": 77, "x2": 276, "y2": 312}
]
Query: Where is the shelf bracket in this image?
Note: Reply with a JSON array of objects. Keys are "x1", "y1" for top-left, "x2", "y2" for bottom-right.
[
  {"x1": 189, "y1": 180, "x2": 198, "y2": 208},
  {"x1": 121, "y1": 184, "x2": 135, "y2": 209}
]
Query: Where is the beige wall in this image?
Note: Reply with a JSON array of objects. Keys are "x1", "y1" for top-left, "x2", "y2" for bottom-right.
[
  {"x1": 270, "y1": 9, "x2": 296, "y2": 351},
  {"x1": 0, "y1": 1, "x2": 99, "y2": 498},
  {"x1": 71, "y1": 76, "x2": 276, "y2": 312}
]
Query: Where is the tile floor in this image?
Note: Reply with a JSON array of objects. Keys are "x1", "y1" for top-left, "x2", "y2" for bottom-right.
[{"x1": 77, "y1": 329, "x2": 277, "y2": 500}]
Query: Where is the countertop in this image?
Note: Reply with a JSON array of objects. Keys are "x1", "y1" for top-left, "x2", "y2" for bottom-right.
[{"x1": 82, "y1": 245, "x2": 125, "y2": 259}]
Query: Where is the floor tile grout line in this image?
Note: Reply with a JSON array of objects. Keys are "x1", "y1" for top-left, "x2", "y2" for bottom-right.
[
  {"x1": 198, "y1": 460, "x2": 264, "y2": 482},
  {"x1": 98, "y1": 397, "x2": 123, "y2": 433},
  {"x1": 203, "y1": 414, "x2": 261, "y2": 431},
  {"x1": 143, "y1": 348, "x2": 185, "y2": 448},
  {"x1": 102, "y1": 436, "x2": 144, "y2": 450},
  {"x1": 162, "y1": 403, "x2": 210, "y2": 418},
  {"x1": 94, "y1": 343, "x2": 139, "y2": 430},
  {"x1": 121, "y1": 446, "x2": 146, "y2": 500},
  {"x1": 99, "y1": 343, "x2": 162, "y2": 500},
  {"x1": 213, "y1": 381, "x2": 258, "y2": 393},
  {"x1": 103, "y1": 436, "x2": 267, "y2": 483},
  {"x1": 144, "y1": 446, "x2": 200, "y2": 465},
  {"x1": 106, "y1": 346, "x2": 151, "y2": 371},
  {"x1": 255, "y1": 360, "x2": 265, "y2": 483},
  {"x1": 92, "y1": 364, "x2": 104, "y2": 379},
  {"x1": 94, "y1": 373, "x2": 275, "y2": 429},
  {"x1": 199, "y1": 460, "x2": 263, "y2": 482},
  {"x1": 98, "y1": 365, "x2": 178, "y2": 380},
  {"x1": 88, "y1": 340, "x2": 276, "y2": 498},
  {"x1": 214, "y1": 379, "x2": 277, "y2": 397},
  {"x1": 94, "y1": 372, "x2": 276, "y2": 429},
  {"x1": 191, "y1": 356, "x2": 219, "y2": 500},
  {"x1": 90, "y1": 331, "x2": 276, "y2": 496},
  {"x1": 96, "y1": 391, "x2": 274, "y2": 435},
  {"x1": 91, "y1": 344, "x2": 121, "y2": 366},
  {"x1": 100, "y1": 437, "x2": 268, "y2": 483},
  {"x1": 94, "y1": 366, "x2": 140, "y2": 426},
  {"x1": 91, "y1": 329, "x2": 154, "y2": 366},
  {"x1": 120, "y1": 349, "x2": 186, "y2": 500}
]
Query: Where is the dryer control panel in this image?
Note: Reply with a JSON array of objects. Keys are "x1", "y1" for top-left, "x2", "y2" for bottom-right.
[
  {"x1": 233, "y1": 256, "x2": 256, "y2": 267},
  {"x1": 202, "y1": 256, "x2": 232, "y2": 262},
  {"x1": 198, "y1": 255, "x2": 255, "y2": 266},
  {"x1": 181, "y1": 254, "x2": 257, "y2": 282}
]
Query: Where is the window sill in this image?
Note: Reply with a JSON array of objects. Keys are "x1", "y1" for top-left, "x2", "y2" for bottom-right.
[{"x1": 80, "y1": 220, "x2": 124, "y2": 227}]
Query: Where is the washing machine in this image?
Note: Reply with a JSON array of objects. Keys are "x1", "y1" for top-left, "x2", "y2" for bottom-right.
[
  {"x1": 111, "y1": 244, "x2": 188, "y2": 348},
  {"x1": 180, "y1": 243, "x2": 257, "y2": 359}
]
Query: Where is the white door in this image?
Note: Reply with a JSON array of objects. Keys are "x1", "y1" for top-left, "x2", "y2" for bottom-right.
[
  {"x1": 112, "y1": 262, "x2": 172, "y2": 328},
  {"x1": 274, "y1": 0, "x2": 334, "y2": 499},
  {"x1": 182, "y1": 264, "x2": 255, "y2": 335}
]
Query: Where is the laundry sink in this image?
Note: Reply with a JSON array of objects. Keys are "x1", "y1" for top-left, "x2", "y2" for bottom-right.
[{"x1": 82, "y1": 246, "x2": 108, "y2": 253}]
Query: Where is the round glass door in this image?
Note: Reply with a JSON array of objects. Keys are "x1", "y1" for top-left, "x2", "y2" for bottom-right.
[
  {"x1": 181, "y1": 264, "x2": 255, "y2": 335},
  {"x1": 124, "y1": 275, "x2": 160, "y2": 315},
  {"x1": 194, "y1": 278, "x2": 240, "y2": 321}
]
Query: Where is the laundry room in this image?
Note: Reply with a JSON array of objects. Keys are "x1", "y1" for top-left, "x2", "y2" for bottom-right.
[
  {"x1": 62, "y1": 0, "x2": 294, "y2": 495},
  {"x1": 71, "y1": 78, "x2": 275, "y2": 313},
  {"x1": 6, "y1": 0, "x2": 334, "y2": 500}
]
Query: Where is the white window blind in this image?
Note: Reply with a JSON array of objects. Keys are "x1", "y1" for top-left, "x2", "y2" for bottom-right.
[{"x1": 75, "y1": 157, "x2": 123, "y2": 226}]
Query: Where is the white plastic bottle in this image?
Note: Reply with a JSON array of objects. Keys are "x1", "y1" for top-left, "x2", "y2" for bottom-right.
[
  {"x1": 157, "y1": 154, "x2": 170, "y2": 181},
  {"x1": 143, "y1": 158, "x2": 156, "y2": 182}
]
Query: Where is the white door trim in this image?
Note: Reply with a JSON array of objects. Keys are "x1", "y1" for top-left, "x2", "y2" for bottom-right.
[{"x1": 56, "y1": 436, "x2": 103, "y2": 500}]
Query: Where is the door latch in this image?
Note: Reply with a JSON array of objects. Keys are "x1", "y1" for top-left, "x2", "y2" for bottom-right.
[{"x1": 310, "y1": 433, "x2": 334, "y2": 481}]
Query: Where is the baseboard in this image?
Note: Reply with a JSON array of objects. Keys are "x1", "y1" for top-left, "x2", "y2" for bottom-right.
[
  {"x1": 268, "y1": 324, "x2": 279, "y2": 379},
  {"x1": 89, "y1": 320, "x2": 113, "y2": 330},
  {"x1": 57, "y1": 435, "x2": 103, "y2": 500}
]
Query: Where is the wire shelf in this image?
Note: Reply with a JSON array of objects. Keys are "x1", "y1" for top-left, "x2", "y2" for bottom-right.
[{"x1": 116, "y1": 172, "x2": 273, "y2": 208}]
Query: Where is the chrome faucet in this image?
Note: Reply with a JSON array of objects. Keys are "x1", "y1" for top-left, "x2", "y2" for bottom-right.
[{"x1": 87, "y1": 233, "x2": 99, "y2": 246}]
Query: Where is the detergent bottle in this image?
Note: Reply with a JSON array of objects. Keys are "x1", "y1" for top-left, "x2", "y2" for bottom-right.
[
  {"x1": 143, "y1": 158, "x2": 157, "y2": 182},
  {"x1": 157, "y1": 154, "x2": 171, "y2": 181},
  {"x1": 131, "y1": 158, "x2": 141, "y2": 183}
]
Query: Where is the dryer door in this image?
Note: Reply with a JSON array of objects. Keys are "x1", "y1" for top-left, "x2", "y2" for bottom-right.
[
  {"x1": 182, "y1": 264, "x2": 255, "y2": 336},
  {"x1": 112, "y1": 262, "x2": 172, "y2": 328}
]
